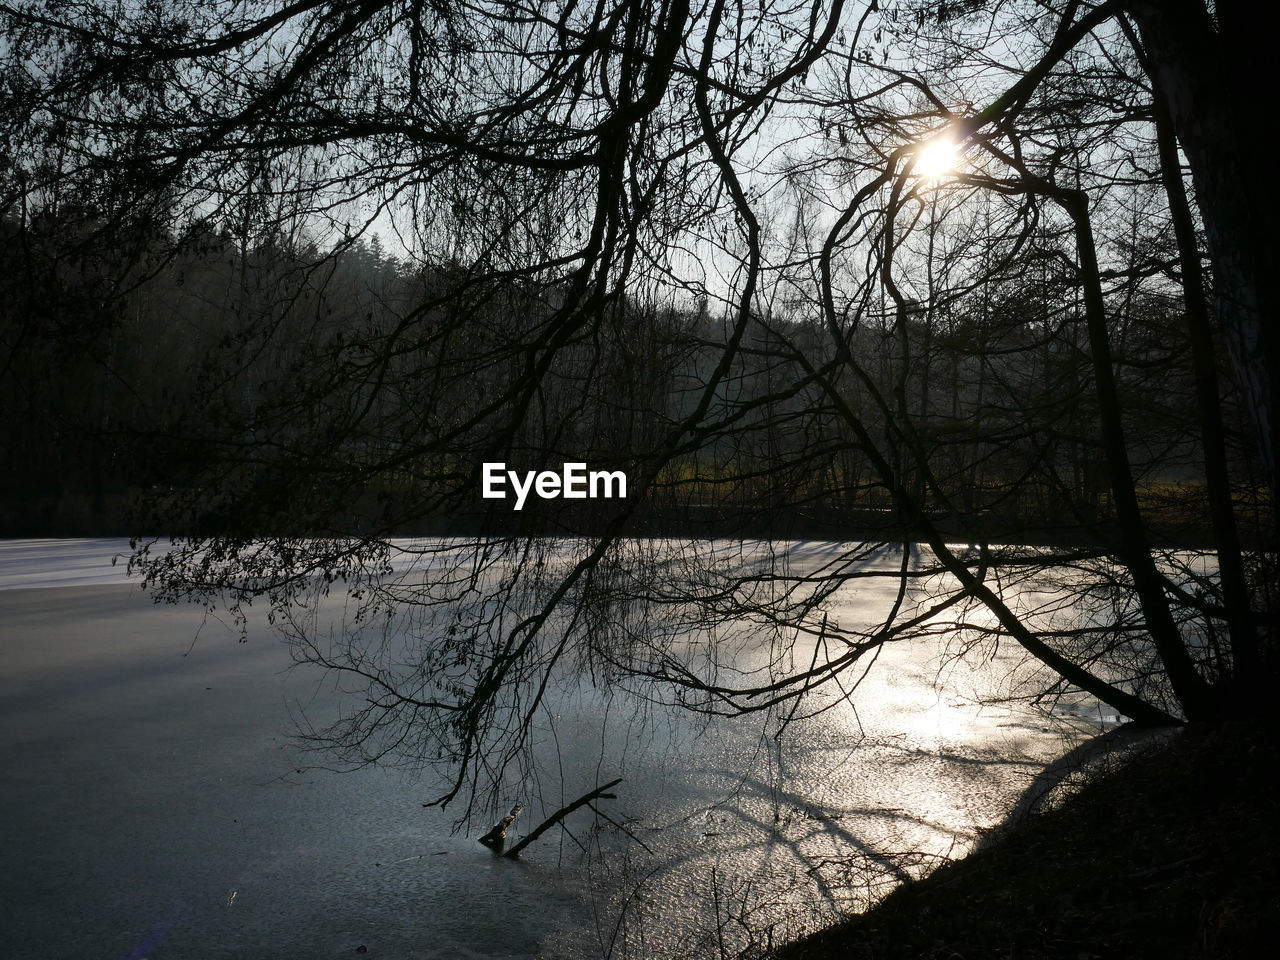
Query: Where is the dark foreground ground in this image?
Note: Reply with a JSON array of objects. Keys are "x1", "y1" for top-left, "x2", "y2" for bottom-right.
[{"x1": 778, "y1": 717, "x2": 1280, "y2": 959}]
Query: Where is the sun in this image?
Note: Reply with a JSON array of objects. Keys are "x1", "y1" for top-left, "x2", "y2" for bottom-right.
[{"x1": 914, "y1": 135, "x2": 960, "y2": 180}]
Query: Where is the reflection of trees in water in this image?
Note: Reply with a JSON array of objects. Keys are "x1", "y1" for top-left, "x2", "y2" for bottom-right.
[
  {"x1": 541, "y1": 659, "x2": 1066, "y2": 959},
  {"x1": 253, "y1": 538, "x2": 1111, "y2": 956}
]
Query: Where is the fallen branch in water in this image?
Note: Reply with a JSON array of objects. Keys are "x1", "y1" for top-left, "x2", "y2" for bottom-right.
[
  {"x1": 478, "y1": 803, "x2": 522, "y2": 852},
  {"x1": 502, "y1": 778, "x2": 623, "y2": 859}
]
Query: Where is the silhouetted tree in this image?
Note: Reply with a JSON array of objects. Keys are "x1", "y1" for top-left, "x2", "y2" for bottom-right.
[{"x1": 2, "y1": 0, "x2": 1272, "y2": 825}]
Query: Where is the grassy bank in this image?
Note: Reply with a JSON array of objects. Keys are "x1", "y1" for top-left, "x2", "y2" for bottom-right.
[{"x1": 776, "y1": 718, "x2": 1280, "y2": 959}]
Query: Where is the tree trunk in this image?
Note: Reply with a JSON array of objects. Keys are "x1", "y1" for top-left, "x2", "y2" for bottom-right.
[
  {"x1": 1146, "y1": 70, "x2": 1259, "y2": 689},
  {"x1": 1125, "y1": 0, "x2": 1279, "y2": 508}
]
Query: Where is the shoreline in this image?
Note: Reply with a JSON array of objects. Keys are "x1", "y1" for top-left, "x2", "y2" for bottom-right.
[{"x1": 775, "y1": 717, "x2": 1278, "y2": 959}]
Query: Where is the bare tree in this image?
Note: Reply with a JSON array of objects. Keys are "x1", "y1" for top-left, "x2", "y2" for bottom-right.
[{"x1": 2, "y1": 0, "x2": 1272, "y2": 834}]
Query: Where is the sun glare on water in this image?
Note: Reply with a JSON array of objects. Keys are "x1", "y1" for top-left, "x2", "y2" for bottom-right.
[{"x1": 914, "y1": 136, "x2": 960, "y2": 179}]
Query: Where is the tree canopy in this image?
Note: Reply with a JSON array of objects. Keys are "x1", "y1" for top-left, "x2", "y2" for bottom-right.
[{"x1": 2, "y1": 0, "x2": 1274, "y2": 815}]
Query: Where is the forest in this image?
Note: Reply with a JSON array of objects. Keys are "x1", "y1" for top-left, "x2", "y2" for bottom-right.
[{"x1": 1, "y1": 215, "x2": 1263, "y2": 548}]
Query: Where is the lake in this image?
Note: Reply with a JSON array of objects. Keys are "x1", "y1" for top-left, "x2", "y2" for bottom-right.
[{"x1": 0, "y1": 539, "x2": 1106, "y2": 959}]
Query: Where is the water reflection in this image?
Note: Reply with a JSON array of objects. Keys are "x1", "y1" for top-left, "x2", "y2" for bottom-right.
[
  {"x1": 516, "y1": 623, "x2": 1089, "y2": 959},
  {"x1": 0, "y1": 539, "x2": 1113, "y2": 959}
]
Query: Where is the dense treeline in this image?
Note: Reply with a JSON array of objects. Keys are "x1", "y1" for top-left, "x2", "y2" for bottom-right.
[{"x1": 2, "y1": 207, "x2": 1264, "y2": 547}]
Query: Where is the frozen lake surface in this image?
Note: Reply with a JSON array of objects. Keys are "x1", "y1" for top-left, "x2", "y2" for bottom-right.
[
  {"x1": 0, "y1": 538, "x2": 142, "y2": 590},
  {"x1": 0, "y1": 539, "x2": 1097, "y2": 958}
]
